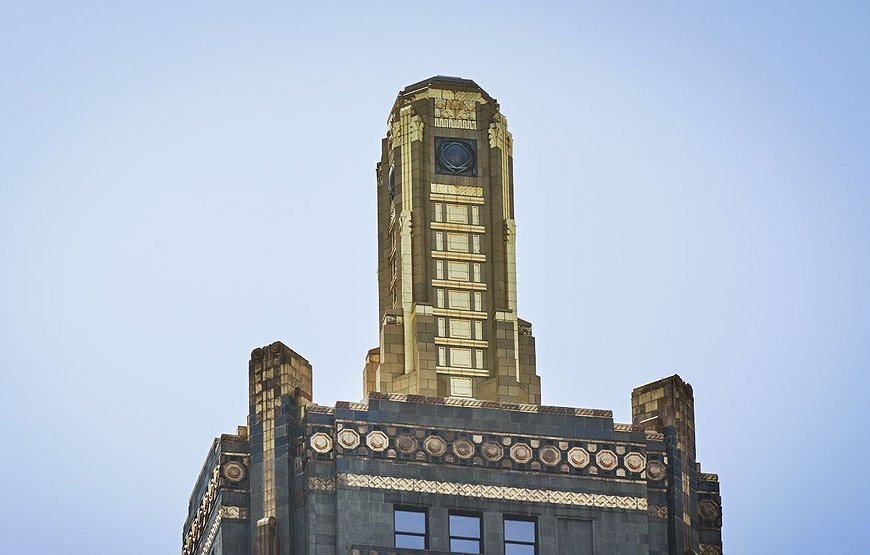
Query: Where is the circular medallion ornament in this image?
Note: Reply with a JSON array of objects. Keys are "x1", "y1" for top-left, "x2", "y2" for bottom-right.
[
  {"x1": 646, "y1": 460, "x2": 667, "y2": 481},
  {"x1": 539, "y1": 445, "x2": 561, "y2": 467},
  {"x1": 365, "y1": 431, "x2": 389, "y2": 452},
  {"x1": 510, "y1": 442, "x2": 533, "y2": 464},
  {"x1": 452, "y1": 438, "x2": 475, "y2": 459},
  {"x1": 251, "y1": 348, "x2": 263, "y2": 359},
  {"x1": 423, "y1": 435, "x2": 448, "y2": 457},
  {"x1": 222, "y1": 461, "x2": 246, "y2": 483},
  {"x1": 481, "y1": 441, "x2": 504, "y2": 462},
  {"x1": 567, "y1": 447, "x2": 590, "y2": 469},
  {"x1": 624, "y1": 452, "x2": 646, "y2": 473},
  {"x1": 396, "y1": 434, "x2": 418, "y2": 455},
  {"x1": 310, "y1": 432, "x2": 333, "y2": 454},
  {"x1": 698, "y1": 499, "x2": 721, "y2": 520},
  {"x1": 436, "y1": 139, "x2": 476, "y2": 175},
  {"x1": 337, "y1": 429, "x2": 360, "y2": 450},
  {"x1": 596, "y1": 449, "x2": 618, "y2": 471}
]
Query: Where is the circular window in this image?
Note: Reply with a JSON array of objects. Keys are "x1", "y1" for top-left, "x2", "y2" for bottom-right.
[{"x1": 437, "y1": 140, "x2": 475, "y2": 174}]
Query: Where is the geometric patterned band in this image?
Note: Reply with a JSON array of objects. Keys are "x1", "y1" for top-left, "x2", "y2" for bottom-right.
[{"x1": 335, "y1": 473, "x2": 648, "y2": 512}]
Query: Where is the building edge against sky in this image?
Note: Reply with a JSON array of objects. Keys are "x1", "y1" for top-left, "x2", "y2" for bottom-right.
[{"x1": 181, "y1": 77, "x2": 724, "y2": 555}]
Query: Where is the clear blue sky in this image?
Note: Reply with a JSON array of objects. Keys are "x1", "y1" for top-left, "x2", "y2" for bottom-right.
[{"x1": 1, "y1": 2, "x2": 868, "y2": 553}]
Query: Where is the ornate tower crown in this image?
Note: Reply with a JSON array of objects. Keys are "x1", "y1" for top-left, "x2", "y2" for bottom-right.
[{"x1": 363, "y1": 76, "x2": 541, "y2": 404}]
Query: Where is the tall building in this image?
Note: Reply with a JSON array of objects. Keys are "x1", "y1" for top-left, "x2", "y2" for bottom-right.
[{"x1": 181, "y1": 76, "x2": 724, "y2": 555}]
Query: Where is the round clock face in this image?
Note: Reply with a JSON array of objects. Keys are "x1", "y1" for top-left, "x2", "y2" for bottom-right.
[
  {"x1": 437, "y1": 140, "x2": 475, "y2": 174},
  {"x1": 387, "y1": 164, "x2": 396, "y2": 199}
]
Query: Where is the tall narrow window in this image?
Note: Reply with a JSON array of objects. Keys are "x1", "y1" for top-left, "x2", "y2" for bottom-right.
[
  {"x1": 437, "y1": 317, "x2": 446, "y2": 337},
  {"x1": 435, "y1": 231, "x2": 444, "y2": 251},
  {"x1": 395, "y1": 508, "x2": 427, "y2": 549},
  {"x1": 473, "y1": 263, "x2": 482, "y2": 282},
  {"x1": 436, "y1": 289, "x2": 445, "y2": 308},
  {"x1": 471, "y1": 205, "x2": 480, "y2": 225},
  {"x1": 475, "y1": 349, "x2": 484, "y2": 369},
  {"x1": 438, "y1": 346, "x2": 447, "y2": 366},
  {"x1": 474, "y1": 321, "x2": 483, "y2": 340},
  {"x1": 504, "y1": 518, "x2": 537, "y2": 555},
  {"x1": 449, "y1": 513, "x2": 482, "y2": 553},
  {"x1": 434, "y1": 202, "x2": 443, "y2": 222},
  {"x1": 436, "y1": 260, "x2": 445, "y2": 279},
  {"x1": 474, "y1": 292, "x2": 482, "y2": 311},
  {"x1": 472, "y1": 234, "x2": 481, "y2": 254}
]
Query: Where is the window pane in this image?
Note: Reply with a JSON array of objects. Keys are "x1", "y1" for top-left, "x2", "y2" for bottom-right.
[
  {"x1": 448, "y1": 290, "x2": 470, "y2": 310},
  {"x1": 395, "y1": 510, "x2": 426, "y2": 534},
  {"x1": 450, "y1": 377, "x2": 473, "y2": 397},
  {"x1": 505, "y1": 544, "x2": 535, "y2": 555},
  {"x1": 395, "y1": 534, "x2": 426, "y2": 549},
  {"x1": 450, "y1": 538, "x2": 481, "y2": 553},
  {"x1": 451, "y1": 348, "x2": 472, "y2": 368},
  {"x1": 504, "y1": 519, "x2": 535, "y2": 542},
  {"x1": 447, "y1": 232, "x2": 469, "y2": 252},
  {"x1": 450, "y1": 514, "x2": 481, "y2": 538},
  {"x1": 447, "y1": 204, "x2": 468, "y2": 223},
  {"x1": 447, "y1": 261, "x2": 469, "y2": 281},
  {"x1": 449, "y1": 319, "x2": 472, "y2": 339}
]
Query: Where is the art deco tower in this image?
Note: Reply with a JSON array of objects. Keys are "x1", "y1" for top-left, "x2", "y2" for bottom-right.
[
  {"x1": 182, "y1": 77, "x2": 724, "y2": 555},
  {"x1": 364, "y1": 76, "x2": 541, "y2": 404}
]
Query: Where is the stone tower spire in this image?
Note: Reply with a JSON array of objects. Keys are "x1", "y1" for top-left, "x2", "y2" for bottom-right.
[{"x1": 363, "y1": 76, "x2": 541, "y2": 404}]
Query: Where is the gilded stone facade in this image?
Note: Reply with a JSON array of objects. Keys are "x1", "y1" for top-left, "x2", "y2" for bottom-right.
[
  {"x1": 181, "y1": 77, "x2": 724, "y2": 555},
  {"x1": 367, "y1": 76, "x2": 541, "y2": 405}
]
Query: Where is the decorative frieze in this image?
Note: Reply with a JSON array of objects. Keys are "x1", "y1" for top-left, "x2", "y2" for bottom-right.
[
  {"x1": 307, "y1": 476, "x2": 336, "y2": 492},
  {"x1": 182, "y1": 466, "x2": 220, "y2": 555},
  {"x1": 309, "y1": 421, "x2": 656, "y2": 483},
  {"x1": 337, "y1": 473, "x2": 648, "y2": 512}
]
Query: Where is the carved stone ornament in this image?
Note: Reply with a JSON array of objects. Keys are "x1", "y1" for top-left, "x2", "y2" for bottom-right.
[
  {"x1": 646, "y1": 460, "x2": 667, "y2": 481},
  {"x1": 337, "y1": 428, "x2": 360, "y2": 450},
  {"x1": 539, "y1": 445, "x2": 561, "y2": 467},
  {"x1": 222, "y1": 461, "x2": 246, "y2": 483},
  {"x1": 698, "y1": 499, "x2": 721, "y2": 520},
  {"x1": 365, "y1": 430, "x2": 389, "y2": 452},
  {"x1": 567, "y1": 447, "x2": 591, "y2": 469},
  {"x1": 396, "y1": 434, "x2": 418, "y2": 454},
  {"x1": 509, "y1": 442, "x2": 533, "y2": 464},
  {"x1": 624, "y1": 452, "x2": 646, "y2": 473},
  {"x1": 310, "y1": 432, "x2": 333, "y2": 454},
  {"x1": 452, "y1": 438, "x2": 475, "y2": 459},
  {"x1": 423, "y1": 435, "x2": 448, "y2": 457},
  {"x1": 596, "y1": 449, "x2": 618, "y2": 471},
  {"x1": 481, "y1": 440, "x2": 504, "y2": 462}
]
